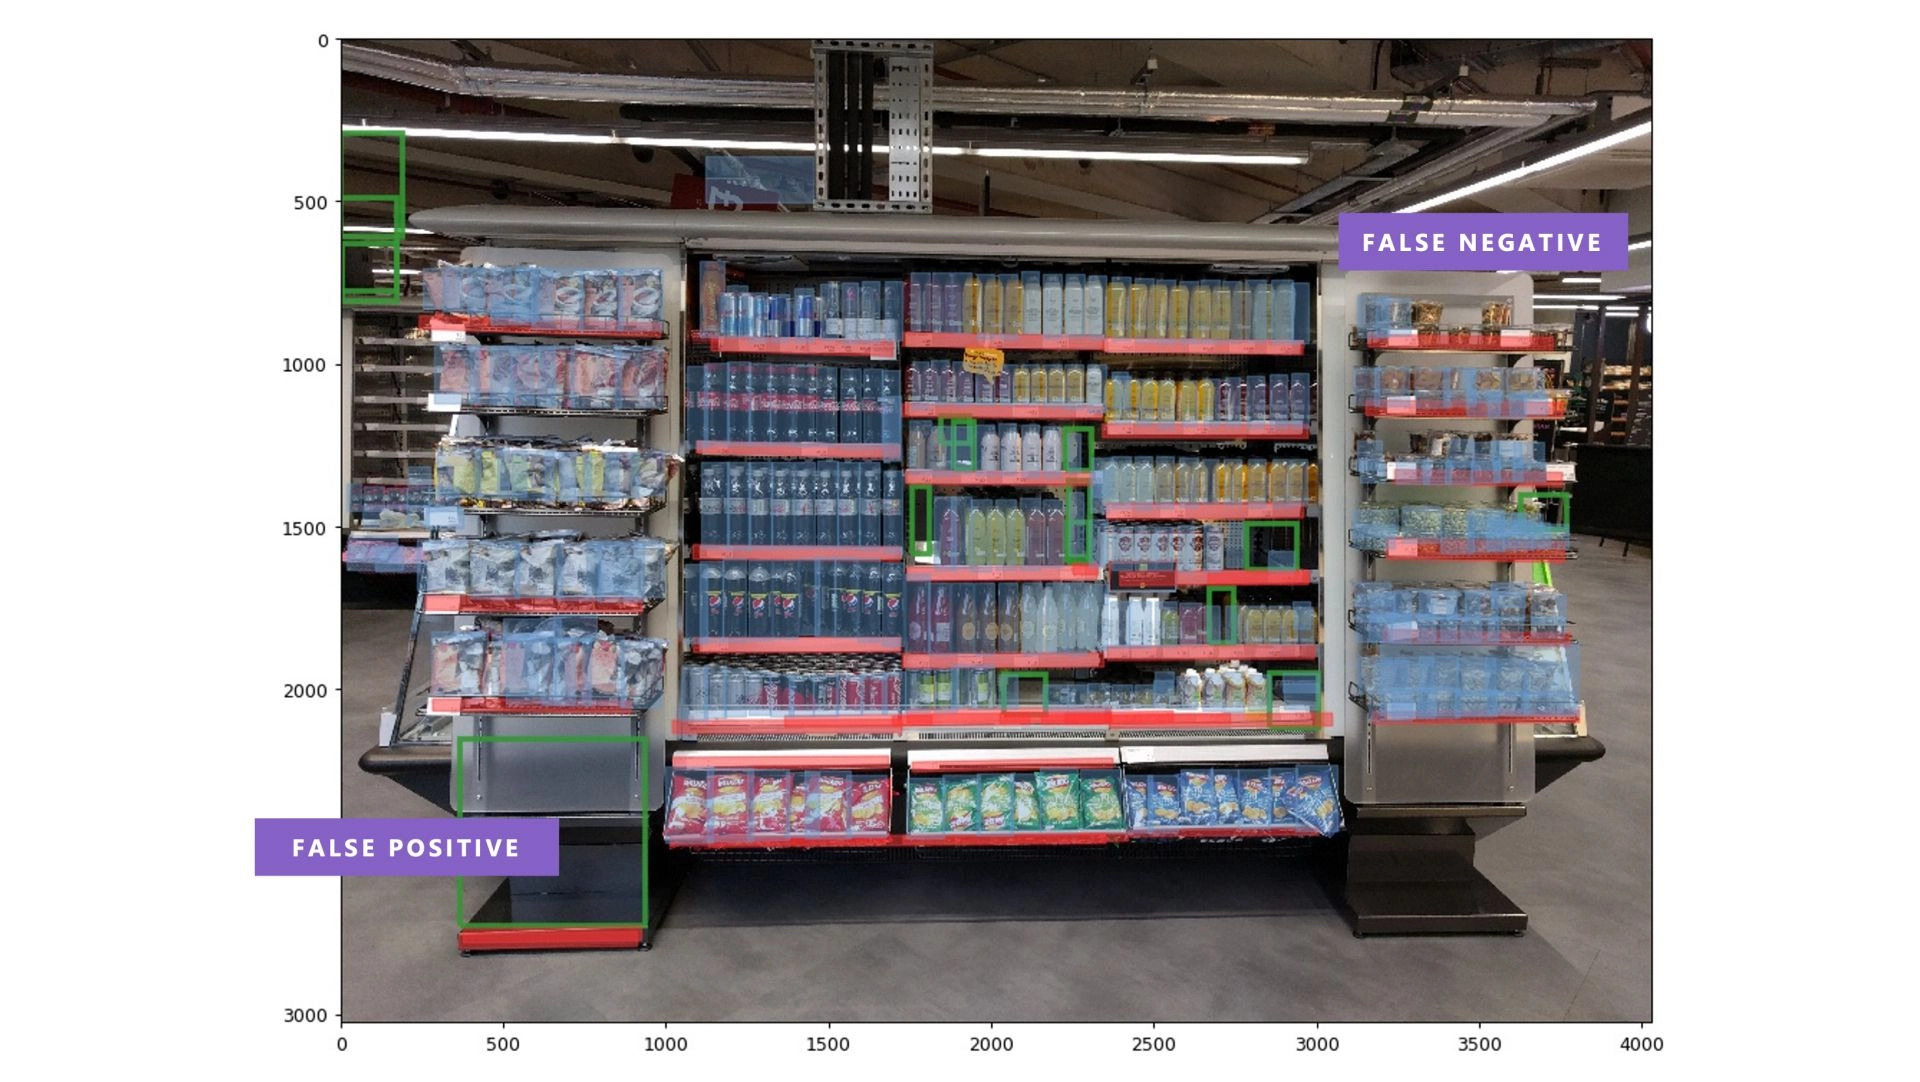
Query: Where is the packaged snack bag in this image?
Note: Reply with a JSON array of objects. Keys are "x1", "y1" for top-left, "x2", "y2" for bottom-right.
[
  {"x1": 664, "y1": 772, "x2": 709, "y2": 838},
  {"x1": 1238, "y1": 771, "x2": 1273, "y2": 825},
  {"x1": 549, "y1": 630, "x2": 591, "y2": 700},
  {"x1": 602, "y1": 451, "x2": 634, "y2": 506},
  {"x1": 1148, "y1": 777, "x2": 1182, "y2": 826},
  {"x1": 514, "y1": 539, "x2": 562, "y2": 597},
  {"x1": 568, "y1": 346, "x2": 619, "y2": 410},
  {"x1": 750, "y1": 772, "x2": 792, "y2": 835},
  {"x1": 1179, "y1": 769, "x2": 1217, "y2": 826},
  {"x1": 420, "y1": 539, "x2": 469, "y2": 595},
  {"x1": 586, "y1": 633, "x2": 620, "y2": 699},
  {"x1": 435, "y1": 344, "x2": 473, "y2": 396},
  {"x1": 1124, "y1": 778, "x2": 1150, "y2": 829},
  {"x1": 468, "y1": 540, "x2": 517, "y2": 597},
  {"x1": 979, "y1": 773, "x2": 1016, "y2": 831},
  {"x1": 1036, "y1": 771, "x2": 1082, "y2": 830},
  {"x1": 1080, "y1": 772, "x2": 1124, "y2": 830},
  {"x1": 807, "y1": 771, "x2": 852, "y2": 833},
  {"x1": 480, "y1": 640, "x2": 504, "y2": 697},
  {"x1": 428, "y1": 633, "x2": 465, "y2": 694},
  {"x1": 620, "y1": 269, "x2": 664, "y2": 326},
  {"x1": 1011, "y1": 776, "x2": 1042, "y2": 831},
  {"x1": 908, "y1": 778, "x2": 944, "y2": 833},
  {"x1": 435, "y1": 441, "x2": 478, "y2": 499},
  {"x1": 1212, "y1": 771, "x2": 1241, "y2": 824},
  {"x1": 708, "y1": 771, "x2": 750, "y2": 836},
  {"x1": 942, "y1": 775, "x2": 981, "y2": 832},
  {"x1": 789, "y1": 774, "x2": 812, "y2": 833},
  {"x1": 556, "y1": 541, "x2": 597, "y2": 596},
  {"x1": 848, "y1": 776, "x2": 890, "y2": 834},
  {"x1": 623, "y1": 346, "x2": 668, "y2": 408},
  {"x1": 584, "y1": 273, "x2": 620, "y2": 330},
  {"x1": 1276, "y1": 765, "x2": 1344, "y2": 836}
]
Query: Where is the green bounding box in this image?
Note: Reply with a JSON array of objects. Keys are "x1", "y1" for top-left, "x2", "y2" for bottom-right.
[
  {"x1": 1520, "y1": 490, "x2": 1572, "y2": 533},
  {"x1": 1205, "y1": 586, "x2": 1240, "y2": 645},
  {"x1": 907, "y1": 483, "x2": 935, "y2": 559},
  {"x1": 999, "y1": 670, "x2": 1050, "y2": 709},
  {"x1": 1064, "y1": 487, "x2": 1093, "y2": 564},
  {"x1": 342, "y1": 129, "x2": 407, "y2": 304},
  {"x1": 453, "y1": 733, "x2": 648, "y2": 931},
  {"x1": 1063, "y1": 424, "x2": 1097, "y2": 472},
  {"x1": 1264, "y1": 668, "x2": 1323, "y2": 729},
  {"x1": 937, "y1": 417, "x2": 978, "y2": 470},
  {"x1": 1241, "y1": 520, "x2": 1300, "y2": 571}
]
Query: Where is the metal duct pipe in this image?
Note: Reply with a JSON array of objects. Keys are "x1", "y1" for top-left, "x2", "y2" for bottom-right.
[
  {"x1": 344, "y1": 43, "x2": 1595, "y2": 129},
  {"x1": 407, "y1": 206, "x2": 1339, "y2": 261},
  {"x1": 1300, "y1": 116, "x2": 1575, "y2": 223}
]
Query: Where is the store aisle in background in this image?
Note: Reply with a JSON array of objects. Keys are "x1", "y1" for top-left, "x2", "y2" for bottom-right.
[{"x1": 339, "y1": 535, "x2": 1649, "y2": 1022}]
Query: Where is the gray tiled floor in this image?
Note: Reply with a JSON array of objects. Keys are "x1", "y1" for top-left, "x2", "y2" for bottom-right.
[{"x1": 342, "y1": 534, "x2": 1649, "y2": 1022}]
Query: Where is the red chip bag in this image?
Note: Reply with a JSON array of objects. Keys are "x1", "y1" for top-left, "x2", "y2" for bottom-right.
[
  {"x1": 848, "y1": 777, "x2": 889, "y2": 834},
  {"x1": 750, "y1": 772, "x2": 792, "y2": 835},
  {"x1": 708, "y1": 771, "x2": 750, "y2": 836},
  {"x1": 664, "y1": 773, "x2": 709, "y2": 838},
  {"x1": 806, "y1": 772, "x2": 851, "y2": 834},
  {"x1": 789, "y1": 780, "x2": 810, "y2": 833}
]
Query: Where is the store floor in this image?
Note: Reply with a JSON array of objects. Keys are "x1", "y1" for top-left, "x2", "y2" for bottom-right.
[{"x1": 341, "y1": 535, "x2": 1650, "y2": 1022}]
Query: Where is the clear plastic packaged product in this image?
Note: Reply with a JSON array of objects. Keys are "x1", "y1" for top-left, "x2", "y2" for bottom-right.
[
  {"x1": 749, "y1": 772, "x2": 793, "y2": 836},
  {"x1": 1011, "y1": 775, "x2": 1042, "y2": 830},
  {"x1": 665, "y1": 772, "x2": 710, "y2": 838},
  {"x1": 1238, "y1": 772, "x2": 1273, "y2": 824},
  {"x1": 1124, "y1": 778, "x2": 1150, "y2": 829},
  {"x1": 1080, "y1": 771, "x2": 1124, "y2": 829},
  {"x1": 514, "y1": 538, "x2": 562, "y2": 597},
  {"x1": 1179, "y1": 769, "x2": 1216, "y2": 825},
  {"x1": 908, "y1": 778, "x2": 943, "y2": 833},
  {"x1": 420, "y1": 539, "x2": 470, "y2": 595},
  {"x1": 1276, "y1": 765, "x2": 1343, "y2": 836},
  {"x1": 848, "y1": 776, "x2": 890, "y2": 834},
  {"x1": 1034, "y1": 771, "x2": 1082, "y2": 830},
  {"x1": 1148, "y1": 776, "x2": 1182, "y2": 826},
  {"x1": 619, "y1": 269, "x2": 664, "y2": 327},
  {"x1": 979, "y1": 773, "x2": 1016, "y2": 831},
  {"x1": 467, "y1": 541, "x2": 517, "y2": 597},
  {"x1": 1212, "y1": 771, "x2": 1242, "y2": 823},
  {"x1": 708, "y1": 771, "x2": 751, "y2": 836}
]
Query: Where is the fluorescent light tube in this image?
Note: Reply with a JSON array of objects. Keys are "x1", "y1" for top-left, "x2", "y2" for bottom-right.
[
  {"x1": 369, "y1": 267, "x2": 421, "y2": 276},
  {"x1": 1535, "y1": 293, "x2": 1625, "y2": 302},
  {"x1": 344, "y1": 225, "x2": 435, "y2": 235},
  {"x1": 970, "y1": 147, "x2": 1307, "y2": 165},
  {"x1": 1398, "y1": 119, "x2": 1653, "y2": 213},
  {"x1": 1532, "y1": 303, "x2": 1596, "y2": 311},
  {"x1": 1559, "y1": 276, "x2": 1602, "y2": 284},
  {"x1": 1627, "y1": 238, "x2": 1652, "y2": 251}
]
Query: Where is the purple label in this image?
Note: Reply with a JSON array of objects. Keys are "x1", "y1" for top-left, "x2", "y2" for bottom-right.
[
  {"x1": 254, "y1": 818, "x2": 559, "y2": 876},
  {"x1": 1339, "y1": 213, "x2": 1629, "y2": 271}
]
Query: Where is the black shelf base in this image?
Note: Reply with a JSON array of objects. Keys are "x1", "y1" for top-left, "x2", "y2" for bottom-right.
[{"x1": 1338, "y1": 824, "x2": 1528, "y2": 936}]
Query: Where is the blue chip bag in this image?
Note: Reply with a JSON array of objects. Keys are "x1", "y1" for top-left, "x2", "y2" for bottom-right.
[
  {"x1": 1276, "y1": 764, "x2": 1343, "y2": 836},
  {"x1": 1179, "y1": 769, "x2": 1216, "y2": 826},
  {"x1": 1123, "y1": 778, "x2": 1150, "y2": 829},
  {"x1": 1238, "y1": 771, "x2": 1273, "y2": 825},
  {"x1": 1212, "y1": 771, "x2": 1241, "y2": 824},
  {"x1": 1147, "y1": 776, "x2": 1182, "y2": 828}
]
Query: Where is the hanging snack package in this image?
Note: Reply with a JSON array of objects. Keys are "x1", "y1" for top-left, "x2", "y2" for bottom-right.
[
  {"x1": 1148, "y1": 776, "x2": 1183, "y2": 827},
  {"x1": 623, "y1": 346, "x2": 667, "y2": 408},
  {"x1": 476, "y1": 444, "x2": 505, "y2": 500},
  {"x1": 1011, "y1": 775, "x2": 1042, "y2": 831},
  {"x1": 620, "y1": 268, "x2": 665, "y2": 327},
  {"x1": 586, "y1": 632, "x2": 621, "y2": 698},
  {"x1": 420, "y1": 539, "x2": 470, "y2": 595},
  {"x1": 749, "y1": 771, "x2": 793, "y2": 836},
  {"x1": 1238, "y1": 771, "x2": 1273, "y2": 825},
  {"x1": 1124, "y1": 778, "x2": 1150, "y2": 829},
  {"x1": 908, "y1": 778, "x2": 944, "y2": 833},
  {"x1": 428, "y1": 632, "x2": 469, "y2": 695},
  {"x1": 1277, "y1": 765, "x2": 1344, "y2": 836},
  {"x1": 1179, "y1": 769, "x2": 1217, "y2": 826},
  {"x1": 1036, "y1": 771, "x2": 1083, "y2": 830},
  {"x1": 807, "y1": 771, "x2": 852, "y2": 834},
  {"x1": 435, "y1": 344, "x2": 473, "y2": 397},
  {"x1": 549, "y1": 630, "x2": 591, "y2": 700},
  {"x1": 583, "y1": 272, "x2": 620, "y2": 330},
  {"x1": 978, "y1": 773, "x2": 1016, "y2": 831},
  {"x1": 848, "y1": 776, "x2": 890, "y2": 834},
  {"x1": 664, "y1": 772, "x2": 710, "y2": 839},
  {"x1": 1080, "y1": 771, "x2": 1124, "y2": 830},
  {"x1": 1212, "y1": 770, "x2": 1242, "y2": 824},
  {"x1": 569, "y1": 346, "x2": 619, "y2": 410},
  {"x1": 618, "y1": 637, "x2": 665, "y2": 705},
  {"x1": 789, "y1": 774, "x2": 812, "y2": 833},
  {"x1": 636, "y1": 537, "x2": 668, "y2": 599},
  {"x1": 468, "y1": 540, "x2": 517, "y2": 597},
  {"x1": 708, "y1": 771, "x2": 751, "y2": 836},
  {"x1": 435, "y1": 441, "x2": 479, "y2": 500},
  {"x1": 514, "y1": 538, "x2": 562, "y2": 597},
  {"x1": 601, "y1": 449, "x2": 634, "y2": 506},
  {"x1": 941, "y1": 774, "x2": 981, "y2": 832},
  {"x1": 575, "y1": 445, "x2": 607, "y2": 506},
  {"x1": 596, "y1": 539, "x2": 644, "y2": 598},
  {"x1": 632, "y1": 449, "x2": 673, "y2": 504}
]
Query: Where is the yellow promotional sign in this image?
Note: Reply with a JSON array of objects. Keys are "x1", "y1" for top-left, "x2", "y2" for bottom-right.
[{"x1": 962, "y1": 347, "x2": 1006, "y2": 379}]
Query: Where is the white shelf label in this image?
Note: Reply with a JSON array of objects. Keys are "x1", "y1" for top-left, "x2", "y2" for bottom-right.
[
  {"x1": 1386, "y1": 462, "x2": 1410, "y2": 481},
  {"x1": 429, "y1": 328, "x2": 468, "y2": 343},
  {"x1": 426, "y1": 392, "x2": 464, "y2": 413},
  {"x1": 1548, "y1": 462, "x2": 1576, "y2": 481},
  {"x1": 424, "y1": 506, "x2": 463, "y2": 529}
]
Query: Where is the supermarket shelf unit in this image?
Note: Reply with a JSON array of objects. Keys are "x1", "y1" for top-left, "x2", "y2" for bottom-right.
[
  {"x1": 1340, "y1": 304, "x2": 1579, "y2": 935},
  {"x1": 397, "y1": 295, "x2": 680, "y2": 953}
]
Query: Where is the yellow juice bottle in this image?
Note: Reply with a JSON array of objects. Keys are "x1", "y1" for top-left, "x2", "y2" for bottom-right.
[
  {"x1": 1047, "y1": 365, "x2": 1068, "y2": 404},
  {"x1": 1247, "y1": 460, "x2": 1269, "y2": 503},
  {"x1": 1191, "y1": 284, "x2": 1213, "y2": 340},
  {"x1": 1307, "y1": 462, "x2": 1321, "y2": 502},
  {"x1": 1170, "y1": 282, "x2": 1190, "y2": 338},
  {"x1": 1232, "y1": 463, "x2": 1250, "y2": 502},
  {"x1": 1157, "y1": 378, "x2": 1177, "y2": 421},
  {"x1": 1212, "y1": 283, "x2": 1233, "y2": 339},
  {"x1": 1129, "y1": 283, "x2": 1150, "y2": 339},
  {"x1": 1138, "y1": 377, "x2": 1157, "y2": 420},
  {"x1": 982, "y1": 275, "x2": 1002, "y2": 335},
  {"x1": 1196, "y1": 376, "x2": 1216, "y2": 421},
  {"x1": 1005, "y1": 276, "x2": 1024, "y2": 335},
  {"x1": 1107, "y1": 279, "x2": 1129, "y2": 337},
  {"x1": 962, "y1": 274, "x2": 981, "y2": 334},
  {"x1": 1012, "y1": 366, "x2": 1032, "y2": 403},
  {"x1": 1176, "y1": 378, "x2": 1197, "y2": 421},
  {"x1": 1213, "y1": 462, "x2": 1232, "y2": 504},
  {"x1": 1066, "y1": 365, "x2": 1085, "y2": 404},
  {"x1": 1149, "y1": 280, "x2": 1170, "y2": 338}
]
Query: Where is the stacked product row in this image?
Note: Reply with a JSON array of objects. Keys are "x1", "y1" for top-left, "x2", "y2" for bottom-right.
[
  {"x1": 430, "y1": 621, "x2": 667, "y2": 704},
  {"x1": 908, "y1": 661, "x2": 1318, "y2": 712},
  {"x1": 1125, "y1": 765, "x2": 1342, "y2": 835},
  {"x1": 907, "y1": 271, "x2": 1310, "y2": 341},
  {"x1": 923, "y1": 496, "x2": 1081, "y2": 567},
  {"x1": 1107, "y1": 596, "x2": 1318, "y2": 647},
  {"x1": 905, "y1": 421, "x2": 1093, "y2": 472},
  {"x1": 1353, "y1": 366, "x2": 1558, "y2": 413},
  {"x1": 697, "y1": 262, "x2": 906, "y2": 342},
  {"x1": 1102, "y1": 455, "x2": 1317, "y2": 506},
  {"x1": 907, "y1": 359, "x2": 1103, "y2": 406},
  {"x1": 1353, "y1": 431, "x2": 1551, "y2": 483},
  {"x1": 665, "y1": 769, "x2": 891, "y2": 841},
  {"x1": 681, "y1": 660, "x2": 904, "y2": 716},
  {"x1": 1357, "y1": 648, "x2": 1579, "y2": 719},
  {"x1": 423, "y1": 264, "x2": 663, "y2": 329},
  {"x1": 1352, "y1": 582, "x2": 1566, "y2": 642},
  {"x1": 433, "y1": 344, "x2": 667, "y2": 411},
  {"x1": 684, "y1": 363, "x2": 902, "y2": 445},
  {"x1": 908, "y1": 770, "x2": 1125, "y2": 834},
  {"x1": 695, "y1": 461, "x2": 903, "y2": 548},
  {"x1": 433, "y1": 439, "x2": 675, "y2": 509},
  {"x1": 1350, "y1": 503, "x2": 1566, "y2": 553},
  {"x1": 419, "y1": 535, "x2": 669, "y2": 599},
  {"x1": 1107, "y1": 371, "x2": 1312, "y2": 424},
  {"x1": 684, "y1": 562, "x2": 904, "y2": 641},
  {"x1": 1102, "y1": 522, "x2": 1302, "y2": 572},
  {"x1": 904, "y1": 581, "x2": 1103, "y2": 655}
]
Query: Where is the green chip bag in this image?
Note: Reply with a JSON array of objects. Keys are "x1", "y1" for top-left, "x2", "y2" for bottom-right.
[
  {"x1": 942, "y1": 775, "x2": 981, "y2": 832},
  {"x1": 979, "y1": 773, "x2": 1016, "y2": 831},
  {"x1": 1036, "y1": 771, "x2": 1083, "y2": 830},
  {"x1": 1079, "y1": 771, "x2": 1124, "y2": 829},
  {"x1": 908, "y1": 779, "x2": 944, "y2": 834},
  {"x1": 1011, "y1": 776, "x2": 1041, "y2": 831}
]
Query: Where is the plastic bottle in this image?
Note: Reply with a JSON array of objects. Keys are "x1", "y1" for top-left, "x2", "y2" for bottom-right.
[
  {"x1": 1162, "y1": 601, "x2": 1181, "y2": 646},
  {"x1": 1066, "y1": 365, "x2": 1085, "y2": 405},
  {"x1": 1012, "y1": 366, "x2": 1032, "y2": 404},
  {"x1": 1106, "y1": 278, "x2": 1129, "y2": 337},
  {"x1": 1020, "y1": 583, "x2": 1039, "y2": 652},
  {"x1": 985, "y1": 504, "x2": 1008, "y2": 566},
  {"x1": 1142, "y1": 597, "x2": 1162, "y2": 646},
  {"x1": 980, "y1": 426, "x2": 1000, "y2": 471},
  {"x1": 1001, "y1": 425, "x2": 1021, "y2": 475},
  {"x1": 957, "y1": 585, "x2": 978, "y2": 653},
  {"x1": 1042, "y1": 427, "x2": 1062, "y2": 473},
  {"x1": 962, "y1": 275, "x2": 981, "y2": 334},
  {"x1": 1045, "y1": 501, "x2": 1065, "y2": 565},
  {"x1": 1000, "y1": 583, "x2": 1022, "y2": 654},
  {"x1": 1154, "y1": 461, "x2": 1176, "y2": 503},
  {"x1": 983, "y1": 275, "x2": 1002, "y2": 333},
  {"x1": 930, "y1": 583, "x2": 953, "y2": 653},
  {"x1": 939, "y1": 498, "x2": 961, "y2": 564},
  {"x1": 1038, "y1": 585, "x2": 1059, "y2": 653},
  {"x1": 1008, "y1": 502, "x2": 1028, "y2": 565},
  {"x1": 1170, "y1": 282, "x2": 1190, "y2": 338},
  {"x1": 1021, "y1": 425, "x2": 1043, "y2": 472},
  {"x1": 1085, "y1": 363, "x2": 1104, "y2": 408},
  {"x1": 1211, "y1": 283, "x2": 1233, "y2": 339},
  {"x1": 965, "y1": 502, "x2": 988, "y2": 566},
  {"x1": 1157, "y1": 378, "x2": 1177, "y2": 422},
  {"x1": 1124, "y1": 595, "x2": 1144, "y2": 646},
  {"x1": 881, "y1": 565, "x2": 903, "y2": 639},
  {"x1": 980, "y1": 582, "x2": 999, "y2": 652},
  {"x1": 747, "y1": 564, "x2": 770, "y2": 637},
  {"x1": 1101, "y1": 594, "x2": 1121, "y2": 647},
  {"x1": 723, "y1": 563, "x2": 747, "y2": 637},
  {"x1": 1191, "y1": 281, "x2": 1213, "y2": 340},
  {"x1": 1308, "y1": 462, "x2": 1321, "y2": 502},
  {"x1": 701, "y1": 564, "x2": 724, "y2": 638},
  {"x1": 1248, "y1": 460, "x2": 1269, "y2": 504}
]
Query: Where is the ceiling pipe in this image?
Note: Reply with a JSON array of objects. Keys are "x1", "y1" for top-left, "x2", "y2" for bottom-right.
[
  {"x1": 1300, "y1": 115, "x2": 1577, "y2": 223},
  {"x1": 344, "y1": 43, "x2": 1595, "y2": 129},
  {"x1": 408, "y1": 206, "x2": 1339, "y2": 261}
]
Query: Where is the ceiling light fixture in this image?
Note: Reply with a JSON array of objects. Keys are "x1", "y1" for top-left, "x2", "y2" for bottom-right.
[
  {"x1": 1559, "y1": 276, "x2": 1602, "y2": 284},
  {"x1": 369, "y1": 267, "x2": 422, "y2": 276},
  {"x1": 1534, "y1": 293, "x2": 1625, "y2": 302},
  {"x1": 342, "y1": 122, "x2": 1307, "y2": 166},
  {"x1": 1397, "y1": 118, "x2": 1652, "y2": 213},
  {"x1": 1627, "y1": 238, "x2": 1652, "y2": 251},
  {"x1": 344, "y1": 225, "x2": 436, "y2": 235}
]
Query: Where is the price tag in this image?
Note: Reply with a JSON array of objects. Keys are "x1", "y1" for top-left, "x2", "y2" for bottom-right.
[
  {"x1": 1386, "y1": 538, "x2": 1419, "y2": 558},
  {"x1": 1384, "y1": 396, "x2": 1417, "y2": 416},
  {"x1": 425, "y1": 506, "x2": 463, "y2": 529},
  {"x1": 429, "y1": 327, "x2": 468, "y2": 343},
  {"x1": 962, "y1": 347, "x2": 1006, "y2": 379},
  {"x1": 426, "y1": 392, "x2": 464, "y2": 412},
  {"x1": 1524, "y1": 398, "x2": 1554, "y2": 417},
  {"x1": 1385, "y1": 461, "x2": 1409, "y2": 481}
]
